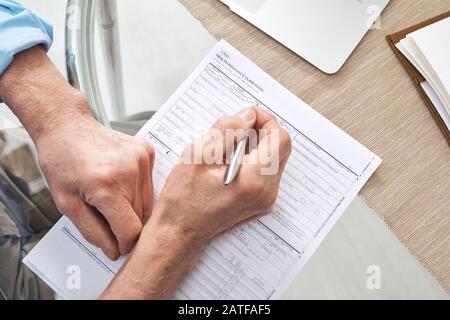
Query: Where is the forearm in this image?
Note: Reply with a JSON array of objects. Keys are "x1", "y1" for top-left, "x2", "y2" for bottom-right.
[
  {"x1": 0, "y1": 45, "x2": 93, "y2": 143},
  {"x1": 101, "y1": 213, "x2": 202, "y2": 300}
]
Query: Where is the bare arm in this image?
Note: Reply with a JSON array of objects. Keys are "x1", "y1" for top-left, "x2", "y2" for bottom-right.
[{"x1": 0, "y1": 46, "x2": 90, "y2": 140}]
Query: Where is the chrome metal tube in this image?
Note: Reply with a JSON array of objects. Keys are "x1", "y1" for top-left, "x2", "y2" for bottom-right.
[
  {"x1": 65, "y1": 0, "x2": 110, "y2": 127},
  {"x1": 98, "y1": 0, "x2": 125, "y2": 120}
]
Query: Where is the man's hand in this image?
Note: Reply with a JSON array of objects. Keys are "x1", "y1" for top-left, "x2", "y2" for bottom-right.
[
  {"x1": 0, "y1": 46, "x2": 154, "y2": 260},
  {"x1": 154, "y1": 107, "x2": 292, "y2": 245},
  {"x1": 36, "y1": 114, "x2": 154, "y2": 260},
  {"x1": 102, "y1": 107, "x2": 292, "y2": 299}
]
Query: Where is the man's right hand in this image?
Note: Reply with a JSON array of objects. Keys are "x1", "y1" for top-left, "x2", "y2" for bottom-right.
[{"x1": 152, "y1": 106, "x2": 292, "y2": 246}]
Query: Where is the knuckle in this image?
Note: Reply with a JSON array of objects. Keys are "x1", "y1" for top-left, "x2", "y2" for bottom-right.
[
  {"x1": 53, "y1": 193, "x2": 72, "y2": 214},
  {"x1": 253, "y1": 179, "x2": 267, "y2": 196},
  {"x1": 241, "y1": 178, "x2": 265, "y2": 199},
  {"x1": 119, "y1": 220, "x2": 142, "y2": 245},
  {"x1": 136, "y1": 148, "x2": 148, "y2": 163},
  {"x1": 280, "y1": 129, "x2": 292, "y2": 152},
  {"x1": 94, "y1": 168, "x2": 115, "y2": 187},
  {"x1": 130, "y1": 221, "x2": 142, "y2": 238},
  {"x1": 145, "y1": 143, "x2": 155, "y2": 160},
  {"x1": 137, "y1": 139, "x2": 151, "y2": 155},
  {"x1": 131, "y1": 143, "x2": 152, "y2": 169},
  {"x1": 214, "y1": 116, "x2": 236, "y2": 130},
  {"x1": 127, "y1": 162, "x2": 140, "y2": 177},
  {"x1": 261, "y1": 192, "x2": 277, "y2": 209}
]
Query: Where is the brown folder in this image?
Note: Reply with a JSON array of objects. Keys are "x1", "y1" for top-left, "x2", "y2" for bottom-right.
[{"x1": 387, "y1": 11, "x2": 450, "y2": 145}]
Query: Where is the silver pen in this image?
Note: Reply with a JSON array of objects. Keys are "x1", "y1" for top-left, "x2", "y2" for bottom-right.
[{"x1": 224, "y1": 137, "x2": 247, "y2": 185}]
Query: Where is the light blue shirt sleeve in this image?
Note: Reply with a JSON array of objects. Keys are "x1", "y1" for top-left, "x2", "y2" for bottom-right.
[{"x1": 0, "y1": 0, "x2": 53, "y2": 76}]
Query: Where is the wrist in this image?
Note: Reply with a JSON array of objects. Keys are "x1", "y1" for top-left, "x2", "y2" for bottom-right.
[
  {"x1": 139, "y1": 211, "x2": 204, "y2": 262},
  {"x1": 148, "y1": 202, "x2": 210, "y2": 251},
  {"x1": 0, "y1": 45, "x2": 98, "y2": 144},
  {"x1": 102, "y1": 215, "x2": 202, "y2": 300},
  {"x1": 31, "y1": 92, "x2": 97, "y2": 146}
]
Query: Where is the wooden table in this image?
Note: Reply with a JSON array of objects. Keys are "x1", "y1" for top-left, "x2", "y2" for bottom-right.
[{"x1": 181, "y1": 0, "x2": 450, "y2": 292}]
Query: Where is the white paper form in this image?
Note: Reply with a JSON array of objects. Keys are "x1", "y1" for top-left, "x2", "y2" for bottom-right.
[{"x1": 24, "y1": 40, "x2": 381, "y2": 300}]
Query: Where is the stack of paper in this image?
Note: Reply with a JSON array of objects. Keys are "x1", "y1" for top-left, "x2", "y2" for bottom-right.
[
  {"x1": 24, "y1": 40, "x2": 381, "y2": 300},
  {"x1": 396, "y1": 17, "x2": 450, "y2": 130}
]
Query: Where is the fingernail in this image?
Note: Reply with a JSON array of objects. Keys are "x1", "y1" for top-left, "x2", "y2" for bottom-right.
[
  {"x1": 103, "y1": 248, "x2": 112, "y2": 259},
  {"x1": 236, "y1": 107, "x2": 255, "y2": 122},
  {"x1": 103, "y1": 248, "x2": 119, "y2": 261}
]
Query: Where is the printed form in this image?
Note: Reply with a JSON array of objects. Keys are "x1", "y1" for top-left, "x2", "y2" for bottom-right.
[{"x1": 24, "y1": 40, "x2": 381, "y2": 300}]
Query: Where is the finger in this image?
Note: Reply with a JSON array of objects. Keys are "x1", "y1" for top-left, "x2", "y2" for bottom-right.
[
  {"x1": 131, "y1": 180, "x2": 143, "y2": 221},
  {"x1": 140, "y1": 143, "x2": 154, "y2": 223},
  {"x1": 131, "y1": 140, "x2": 154, "y2": 222},
  {"x1": 253, "y1": 107, "x2": 281, "y2": 130},
  {"x1": 244, "y1": 119, "x2": 291, "y2": 176},
  {"x1": 250, "y1": 106, "x2": 292, "y2": 154},
  {"x1": 141, "y1": 174, "x2": 153, "y2": 223},
  {"x1": 96, "y1": 198, "x2": 143, "y2": 255},
  {"x1": 69, "y1": 203, "x2": 120, "y2": 260},
  {"x1": 259, "y1": 126, "x2": 292, "y2": 161},
  {"x1": 202, "y1": 107, "x2": 257, "y2": 162}
]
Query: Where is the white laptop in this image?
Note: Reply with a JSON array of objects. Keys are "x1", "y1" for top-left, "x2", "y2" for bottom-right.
[{"x1": 220, "y1": 0, "x2": 390, "y2": 74}]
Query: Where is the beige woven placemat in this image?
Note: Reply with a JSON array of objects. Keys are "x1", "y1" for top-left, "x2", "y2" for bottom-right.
[{"x1": 180, "y1": 0, "x2": 450, "y2": 292}]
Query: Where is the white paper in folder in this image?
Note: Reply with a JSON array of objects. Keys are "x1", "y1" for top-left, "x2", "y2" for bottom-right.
[
  {"x1": 24, "y1": 40, "x2": 382, "y2": 300},
  {"x1": 396, "y1": 17, "x2": 450, "y2": 130}
]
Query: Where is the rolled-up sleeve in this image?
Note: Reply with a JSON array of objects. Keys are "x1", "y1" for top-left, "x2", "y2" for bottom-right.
[{"x1": 0, "y1": 0, "x2": 53, "y2": 75}]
